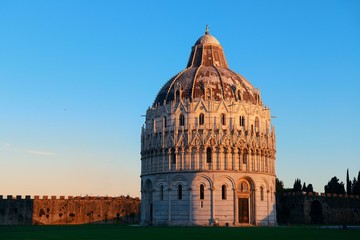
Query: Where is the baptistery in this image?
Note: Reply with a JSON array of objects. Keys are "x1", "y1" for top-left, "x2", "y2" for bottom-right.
[{"x1": 140, "y1": 27, "x2": 276, "y2": 226}]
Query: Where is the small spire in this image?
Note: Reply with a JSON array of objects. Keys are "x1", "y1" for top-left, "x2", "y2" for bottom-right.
[{"x1": 205, "y1": 25, "x2": 209, "y2": 34}]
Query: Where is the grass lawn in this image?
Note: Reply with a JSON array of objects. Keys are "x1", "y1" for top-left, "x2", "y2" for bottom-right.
[{"x1": 0, "y1": 224, "x2": 359, "y2": 240}]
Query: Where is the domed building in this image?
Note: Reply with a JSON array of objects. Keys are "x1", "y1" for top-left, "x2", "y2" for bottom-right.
[{"x1": 140, "y1": 27, "x2": 277, "y2": 226}]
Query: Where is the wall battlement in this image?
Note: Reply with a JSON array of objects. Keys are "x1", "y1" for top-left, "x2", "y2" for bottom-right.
[
  {"x1": 281, "y1": 191, "x2": 360, "y2": 199},
  {"x1": 277, "y1": 192, "x2": 360, "y2": 225},
  {"x1": 0, "y1": 195, "x2": 140, "y2": 225},
  {"x1": 0, "y1": 195, "x2": 140, "y2": 200}
]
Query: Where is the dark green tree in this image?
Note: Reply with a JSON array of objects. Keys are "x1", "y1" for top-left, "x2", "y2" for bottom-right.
[
  {"x1": 324, "y1": 176, "x2": 345, "y2": 194},
  {"x1": 276, "y1": 178, "x2": 284, "y2": 194},
  {"x1": 346, "y1": 169, "x2": 352, "y2": 195},
  {"x1": 352, "y1": 177, "x2": 358, "y2": 195},
  {"x1": 307, "y1": 184, "x2": 313, "y2": 193},
  {"x1": 293, "y1": 178, "x2": 302, "y2": 192},
  {"x1": 302, "y1": 182, "x2": 307, "y2": 192},
  {"x1": 353, "y1": 171, "x2": 360, "y2": 195}
]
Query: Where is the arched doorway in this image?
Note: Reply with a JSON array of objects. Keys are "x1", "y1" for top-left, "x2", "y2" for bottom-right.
[
  {"x1": 237, "y1": 180, "x2": 253, "y2": 224},
  {"x1": 310, "y1": 200, "x2": 323, "y2": 224},
  {"x1": 238, "y1": 197, "x2": 249, "y2": 223}
]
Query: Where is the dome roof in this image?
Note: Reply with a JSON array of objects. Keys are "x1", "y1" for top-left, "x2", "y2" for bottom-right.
[
  {"x1": 194, "y1": 32, "x2": 220, "y2": 46},
  {"x1": 153, "y1": 28, "x2": 261, "y2": 107}
]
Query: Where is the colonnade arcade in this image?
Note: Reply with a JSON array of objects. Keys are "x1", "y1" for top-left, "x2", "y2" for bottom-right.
[{"x1": 141, "y1": 146, "x2": 275, "y2": 175}]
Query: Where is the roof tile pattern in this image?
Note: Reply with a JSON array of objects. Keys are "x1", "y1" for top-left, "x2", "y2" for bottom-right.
[{"x1": 153, "y1": 32, "x2": 260, "y2": 107}]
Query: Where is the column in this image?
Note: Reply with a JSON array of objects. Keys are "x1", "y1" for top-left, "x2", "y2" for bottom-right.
[
  {"x1": 227, "y1": 148, "x2": 232, "y2": 170},
  {"x1": 188, "y1": 188, "x2": 192, "y2": 225},
  {"x1": 149, "y1": 156, "x2": 152, "y2": 173},
  {"x1": 218, "y1": 148, "x2": 224, "y2": 170},
  {"x1": 233, "y1": 188, "x2": 237, "y2": 225},
  {"x1": 200, "y1": 147, "x2": 205, "y2": 170},
  {"x1": 183, "y1": 148, "x2": 186, "y2": 170},
  {"x1": 239, "y1": 150, "x2": 243, "y2": 171},
  {"x1": 266, "y1": 189, "x2": 270, "y2": 226},
  {"x1": 253, "y1": 151, "x2": 258, "y2": 171},
  {"x1": 140, "y1": 190, "x2": 145, "y2": 225},
  {"x1": 211, "y1": 147, "x2": 216, "y2": 170},
  {"x1": 156, "y1": 152, "x2": 160, "y2": 172},
  {"x1": 187, "y1": 147, "x2": 192, "y2": 170},
  {"x1": 265, "y1": 154, "x2": 268, "y2": 173},
  {"x1": 141, "y1": 157, "x2": 144, "y2": 175},
  {"x1": 162, "y1": 149, "x2": 165, "y2": 172},
  {"x1": 168, "y1": 188, "x2": 171, "y2": 224},
  {"x1": 231, "y1": 148, "x2": 235, "y2": 170},
  {"x1": 211, "y1": 186, "x2": 215, "y2": 224},
  {"x1": 159, "y1": 151, "x2": 163, "y2": 172},
  {"x1": 195, "y1": 147, "x2": 200, "y2": 170},
  {"x1": 146, "y1": 156, "x2": 149, "y2": 174},
  {"x1": 254, "y1": 153, "x2": 257, "y2": 172},
  {"x1": 168, "y1": 148, "x2": 172, "y2": 171},
  {"x1": 273, "y1": 156, "x2": 276, "y2": 174},
  {"x1": 250, "y1": 152, "x2": 254, "y2": 172},
  {"x1": 183, "y1": 148, "x2": 188, "y2": 170},
  {"x1": 234, "y1": 148, "x2": 239, "y2": 171},
  {"x1": 175, "y1": 149, "x2": 179, "y2": 171},
  {"x1": 252, "y1": 188, "x2": 256, "y2": 225}
]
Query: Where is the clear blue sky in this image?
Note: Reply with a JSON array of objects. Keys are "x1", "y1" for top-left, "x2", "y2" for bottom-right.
[{"x1": 1, "y1": 1, "x2": 359, "y2": 197}]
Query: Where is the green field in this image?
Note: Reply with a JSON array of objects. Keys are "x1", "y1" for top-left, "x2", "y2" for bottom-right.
[{"x1": 0, "y1": 224, "x2": 359, "y2": 240}]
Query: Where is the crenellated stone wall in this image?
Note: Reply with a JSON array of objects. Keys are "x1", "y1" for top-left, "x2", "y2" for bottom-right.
[
  {"x1": 277, "y1": 192, "x2": 360, "y2": 225},
  {"x1": 0, "y1": 195, "x2": 140, "y2": 225}
]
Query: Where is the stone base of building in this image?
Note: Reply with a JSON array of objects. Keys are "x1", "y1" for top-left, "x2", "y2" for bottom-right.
[{"x1": 141, "y1": 171, "x2": 277, "y2": 227}]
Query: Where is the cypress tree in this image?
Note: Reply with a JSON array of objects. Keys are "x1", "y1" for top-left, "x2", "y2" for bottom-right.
[
  {"x1": 302, "y1": 182, "x2": 307, "y2": 192},
  {"x1": 354, "y1": 171, "x2": 360, "y2": 195},
  {"x1": 293, "y1": 178, "x2": 302, "y2": 192},
  {"x1": 346, "y1": 169, "x2": 351, "y2": 195}
]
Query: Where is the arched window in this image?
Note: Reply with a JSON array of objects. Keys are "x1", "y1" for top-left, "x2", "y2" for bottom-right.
[
  {"x1": 240, "y1": 182, "x2": 249, "y2": 192},
  {"x1": 199, "y1": 113, "x2": 204, "y2": 125},
  {"x1": 179, "y1": 114, "x2": 185, "y2": 126},
  {"x1": 240, "y1": 116, "x2": 245, "y2": 127},
  {"x1": 175, "y1": 90, "x2": 180, "y2": 101},
  {"x1": 237, "y1": 90, "x2": 242, "y2": 101},
  {"x1": 221, "y1": 113, "x2": 226, "y2": 125},
  {"x1": 160, "y1": 185, "x2": 164, "y2": 200},
  {"x1": 162, "y1": 116, "x2": 167, "y2": 128},
  {"x1": 260, "y1": 186, "x2": 264, "y2": 201},
  {"x1": 255, "y1": 117, "x2": 259, "y2": 131},
  {"x1": 251, "y1": 151, "x2": 255, "y2": 171},
  {"x1": 222, "y1": 185, "x2": 227, "y2": 200},
  {"x1": 243, "y1": 152, "x2": 247, "y2": 164},
  {"x1": 153, "y1": 119, "x2": 156, "y2": 132},
  {"x1": 178, "y1": 184, "x2": 182, "y2": 200},
  {"x1": 200, "y1": 184, "x2": 204, "y2": 200},
  {"x1": 265, "y1": 156, "x2": 268, "y2": 172},
  {"x1": 206, "y1": 147, "x2": 212, "y2": 163}
]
